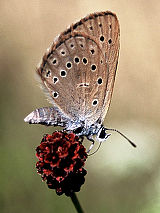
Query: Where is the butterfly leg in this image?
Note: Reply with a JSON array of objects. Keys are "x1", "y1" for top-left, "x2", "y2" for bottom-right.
[
  {"x1": 86, "y1": 135, "x2": 95, "y2": 153},
  {"x1": 79, "y1": 136, "x2": 84, "y2": 143}
]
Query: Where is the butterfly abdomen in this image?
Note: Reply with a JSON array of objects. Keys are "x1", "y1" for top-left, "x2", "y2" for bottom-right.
[{"x1": 24, "y1": 107, "x2": 70, "y2": 127}]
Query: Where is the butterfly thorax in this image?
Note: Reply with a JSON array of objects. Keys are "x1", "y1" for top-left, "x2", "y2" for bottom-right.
[
  {"x1": 69, "y1": 121, "x2": 110, "y2": 143},
  {"x1": 66, "y1": 119, "x2": 102, "y2": 137}
]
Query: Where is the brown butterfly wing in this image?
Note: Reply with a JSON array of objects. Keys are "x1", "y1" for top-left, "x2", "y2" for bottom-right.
[
  {"x1": 36, "y1": 11, "x2": 120, "y2": 126},
  {"x1": 37, "y1": 32, "x2": 108, "y2": 125},
  {"x1": 66, "y1": 11, "x2": 120, "y2": 121}
]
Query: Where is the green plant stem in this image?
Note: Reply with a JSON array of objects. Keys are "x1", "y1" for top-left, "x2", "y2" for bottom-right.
[{"x1": 70, "y1": 192, "x2": 85, "y2": 213}]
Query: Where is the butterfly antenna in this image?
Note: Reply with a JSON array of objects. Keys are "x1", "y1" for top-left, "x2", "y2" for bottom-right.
[
  {"x1": 105, "y1": 128, "x2": 136, "y2": 148},
  {"x1": 88, "y1": 142, "x2": 102, "y2": 156}
]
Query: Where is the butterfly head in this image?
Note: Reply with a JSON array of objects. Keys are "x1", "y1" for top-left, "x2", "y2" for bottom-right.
[{"x1": 96, "y1": 126, "x2": 111, "y2": 142}]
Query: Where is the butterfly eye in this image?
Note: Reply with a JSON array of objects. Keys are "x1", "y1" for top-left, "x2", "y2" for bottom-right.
[
  {"x1": 99, "y1": 23, "x2": 102, "y2": 27},
  {"x1": 98, "y1": 127, "x2": 106, "y2": 139}
]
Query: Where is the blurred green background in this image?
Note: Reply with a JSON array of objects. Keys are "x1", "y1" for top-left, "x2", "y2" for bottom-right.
[{"x1": 0, "y1": 0, "x2": 160, "y2": 212}]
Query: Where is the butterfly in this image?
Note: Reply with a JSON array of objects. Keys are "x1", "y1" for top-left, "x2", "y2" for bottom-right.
[{"x1": 24, "y1": 11, "x2": 136, "y2": 150}]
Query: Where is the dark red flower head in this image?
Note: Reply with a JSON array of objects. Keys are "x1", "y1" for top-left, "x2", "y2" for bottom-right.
[{"x1": 36, "y1": 131, "x2": 87, "y2": 196}]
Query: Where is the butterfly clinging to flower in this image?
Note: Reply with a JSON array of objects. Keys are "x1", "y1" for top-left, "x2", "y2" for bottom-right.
[{"x1": 24, "y1": 11, "x2": 136, "y2": 150}]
